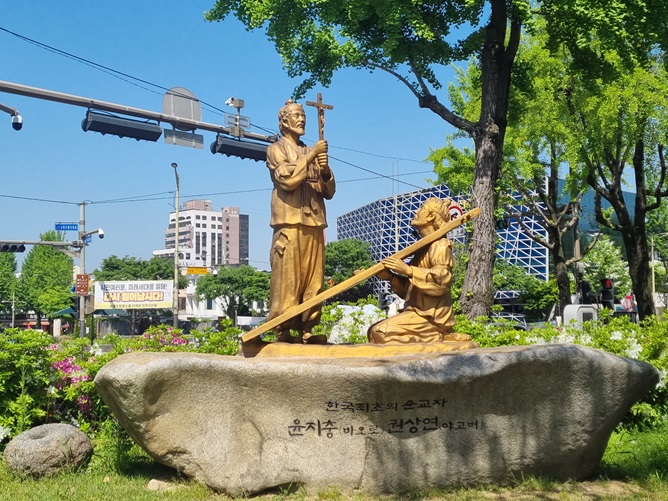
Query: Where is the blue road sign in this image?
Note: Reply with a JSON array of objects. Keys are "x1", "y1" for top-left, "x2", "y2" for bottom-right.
[{"x1": 55, "y1": 223, "x2": 78, "y2": 231}]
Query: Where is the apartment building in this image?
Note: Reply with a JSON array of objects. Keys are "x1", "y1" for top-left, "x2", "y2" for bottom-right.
[{"x1": 154, "y1": 200, "x2": 249, "y2": 268}]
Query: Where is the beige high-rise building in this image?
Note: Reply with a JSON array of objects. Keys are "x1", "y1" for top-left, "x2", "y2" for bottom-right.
[{"x1": 154, "y1": 200, "x2": 249, "y2": 268}]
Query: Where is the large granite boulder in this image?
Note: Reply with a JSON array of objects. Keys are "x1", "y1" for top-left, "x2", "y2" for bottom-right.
[
  {"x1": 94, "y1": 344, "x2": 658, "y2": 496},
  {"x1": 4, "y1": 423, "x2": 92, "y2": 478}
]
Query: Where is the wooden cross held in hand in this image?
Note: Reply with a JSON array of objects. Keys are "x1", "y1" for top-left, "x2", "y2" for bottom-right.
[{"x1": 306, "y1": 93, "x2": 333, "y2": 140}]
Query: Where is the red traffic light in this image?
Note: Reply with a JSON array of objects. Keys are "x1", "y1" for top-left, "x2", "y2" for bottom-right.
[{"x1": 600, "y1": 278, "x2": 613, "y2": 289}]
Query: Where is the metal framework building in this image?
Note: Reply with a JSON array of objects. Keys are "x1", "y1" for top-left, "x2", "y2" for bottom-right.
[{"x1": 336, "y1": 184, "x2": 549, "y2": 298}]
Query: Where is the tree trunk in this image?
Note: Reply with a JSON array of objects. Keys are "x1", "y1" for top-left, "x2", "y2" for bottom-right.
[
  {"x1": 459, "y1": 1, "x2": 518, "y2": 319},
  {"x1": 623, "y1": 231, "x2": 654, "y2": 319},
  {"x1": 590, "y1": 140, "x2": 656, "y2": 320},
  {"x1": 550, "y1": 228, "x2": 572, "y2": 316},
  {"x1": 459, "y1": 129, "x2": 500, "y2": 318}
]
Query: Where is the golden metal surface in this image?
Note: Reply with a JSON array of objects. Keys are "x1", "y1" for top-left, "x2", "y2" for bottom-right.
[{"x1": 240, "y1": 339, "x2": 480, "y2": 358}]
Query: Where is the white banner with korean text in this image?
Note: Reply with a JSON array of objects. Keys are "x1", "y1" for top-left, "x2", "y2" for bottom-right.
[{"x1": 94, "y1": 280, "x2": 173, "y2": 310}]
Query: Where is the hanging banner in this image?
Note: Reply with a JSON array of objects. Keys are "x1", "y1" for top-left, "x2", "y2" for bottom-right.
[{"x1": 94, "y1": 280, "x2": 173, "y2": 310}]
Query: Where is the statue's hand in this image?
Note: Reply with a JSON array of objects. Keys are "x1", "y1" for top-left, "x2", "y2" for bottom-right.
[
  {"x1": 318, "y1": 155, "x2": 331, "y2": 178},
  {"x1": 375, "y1": 269, "x2": 393, "y2": 281},
  {"x1": 312, "y1": 140, "x2": 328, "y2": 156},
  {"x1": 382, "y1": 257, "x2": 411, "y2": 277}
]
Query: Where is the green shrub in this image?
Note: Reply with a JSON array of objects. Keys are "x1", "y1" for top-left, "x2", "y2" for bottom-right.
[
  {"x1": 457, "y1": 312, "x2": 668, "y2": 430},
  {"x1": 0, "y1": 322, "x2": 242, "y2": 452},
  {"x1": 0, "y1": 329, "x2": 54, "y2": 436},
  {"x1": 2, "y1": 310, "x2": 668, "y2": 461}
]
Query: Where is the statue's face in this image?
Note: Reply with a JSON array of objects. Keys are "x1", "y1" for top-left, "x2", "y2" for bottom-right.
[
  {"x1": 282, "y1": 106, "x2": 306, "y2": 136},
  {"x1": 411, "y1": 206, "x2": 432, "y2": 236}
]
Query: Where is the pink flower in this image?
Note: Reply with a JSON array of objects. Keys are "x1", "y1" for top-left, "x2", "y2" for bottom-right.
[{"x1": 76, "y1": 395, "x2": 92, "y2": 414}]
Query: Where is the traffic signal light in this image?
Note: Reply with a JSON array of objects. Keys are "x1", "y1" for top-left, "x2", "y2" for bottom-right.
[
  {"x1": 210, "y1": 134, "x2": 268, "y2": 162},
  {"x1": 0, "y1": 243, "x2": 25, "y2": 252},
  {"x1": 496, "y1": 219, "x2": 509, "y2": 230},
  {"x1": 82, "y1": 111, "x2": 163, "y2": 142},
  {"x1": 600, "y1": 278, "x2": 615, "y2": 309},
  {"x1": 70, "y1": 296, "x2": 79, "y2": 315}
]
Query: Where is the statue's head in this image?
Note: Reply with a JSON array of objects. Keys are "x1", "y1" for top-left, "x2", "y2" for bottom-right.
[
  {"x1": 278, "y1": 99, "x2": 306, "y2": 136},
  {"x1": 411, "y1": 198, "x2": 453, "y2": 236},
  {"x1": 421, "y1": 198, "x2": 453, "y2": 228}
]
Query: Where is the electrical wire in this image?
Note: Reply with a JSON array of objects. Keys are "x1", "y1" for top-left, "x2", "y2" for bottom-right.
[{"x1": 0, "y1": 25, "x2": 433, "y2": 167}]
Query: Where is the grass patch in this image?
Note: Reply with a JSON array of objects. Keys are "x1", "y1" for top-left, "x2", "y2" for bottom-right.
[{"x1": 1, "y1": 426, "x2": 668, "y2": 500}]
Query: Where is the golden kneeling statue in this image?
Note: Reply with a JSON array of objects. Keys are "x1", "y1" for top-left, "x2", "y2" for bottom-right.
[{"x1": 367, "y1": 198, "x2": 471, "y2": 344}]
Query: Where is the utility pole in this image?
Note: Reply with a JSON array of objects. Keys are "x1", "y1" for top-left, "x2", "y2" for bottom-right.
[
  {"x1": 172, "y1": 163, "x2": 180, "y2": 328},
  {"x1": 78, "y1": 202, "x2": 87, "y2": 338},
  {"x1": 75, "y1": 202, "x2": 104, "y2": 338}
]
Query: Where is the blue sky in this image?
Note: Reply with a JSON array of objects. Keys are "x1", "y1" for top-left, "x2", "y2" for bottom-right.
[{"x1": 1, "y1": 0, "x2": 459, "y2": 273}]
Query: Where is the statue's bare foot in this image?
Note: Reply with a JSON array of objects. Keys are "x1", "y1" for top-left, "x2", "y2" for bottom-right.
[
  {"x1": 441, "y1": 332, "x2": 472, "y2": 342},
  {"x1": 302, "y1": 333, "x2": 327, "y2": 345}
]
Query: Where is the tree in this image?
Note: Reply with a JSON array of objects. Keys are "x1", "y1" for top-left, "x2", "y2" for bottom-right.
[
  {"x1": 493, "y1": 260, "x2": 557, "y2": 321},
  {"x1": 18, "y1": 231, "x2": 73, "y2": 327},
  {"x1": 560, "y1": 57, "x2": 668, "y2": 320},
  {"x1": 205, "y1": 0, "x2": 666, "y2": 319},
  {"x1": 580, "y1": 235, "x2": 632, "y2": 301},
  {"x1": 196, "y1": 265, "x2": 270, "y2": 317},
  {"x1": 324, "y1": 239, "x2": 374, "y2": 302},
  {"x1": 0, "y1": 253, "x2": 18, "y2": 315},
  {"x1": 437, "y1": 21, "x2": 668, "y2": 320},
  {"x1": 94, "y1": 255, "x2": 188, "y2": 288},
  {"x1": 647, "y1": 205, "x2": 668, "y2": 305}
]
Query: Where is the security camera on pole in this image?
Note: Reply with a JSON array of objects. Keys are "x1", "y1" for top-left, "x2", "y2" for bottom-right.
[
  {"x1": 76, "y1": 201, "x2": 104, "y2": 338},
  {"x1": 0, "y1": 102, "x2": 22, "y2": 131}
]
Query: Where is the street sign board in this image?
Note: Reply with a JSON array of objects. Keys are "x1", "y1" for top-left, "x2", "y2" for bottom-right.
[
  {"x1": 55, "y1": 223, "x2": 78, "y2": 231},
  {"x1": 187, "y1": 267, "x2": 208, "y2": 275},
  {"x1": 164, "y1": 128, "x2": 204, "y2": 149},
  {"x1": 75, "y1": 274, "x2": 90, "y2": 296},
  {"x1": 224, "y1": 113, "x2": 251, "y2": 129},
  {"x1": 449, "y1": 204, "x2": 464, "y2": 220}
]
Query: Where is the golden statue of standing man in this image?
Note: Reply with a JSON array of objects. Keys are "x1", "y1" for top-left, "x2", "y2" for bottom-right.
[{"x1": 265, "y1": 96, "x2": 335, "y2": 344}]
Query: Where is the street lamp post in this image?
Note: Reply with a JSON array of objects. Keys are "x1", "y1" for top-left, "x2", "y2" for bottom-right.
[{"x1": 172, "y1": 162, "x2": 180, "y2": 328}]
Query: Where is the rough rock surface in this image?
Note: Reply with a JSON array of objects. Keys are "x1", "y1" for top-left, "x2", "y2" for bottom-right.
[
  {"x1": 4, "y1": 423, "x2": 92, "y2": 478},
  {"x1": 94, "y1": 344, "x2": 658, "y2": 496}
]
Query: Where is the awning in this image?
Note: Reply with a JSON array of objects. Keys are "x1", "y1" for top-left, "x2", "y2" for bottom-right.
[{"x1": 53, "y1": 307, "x2": 77, "y2": 316}]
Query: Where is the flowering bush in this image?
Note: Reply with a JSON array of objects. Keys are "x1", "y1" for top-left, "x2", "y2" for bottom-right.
[
  {"x1": 1, "y1": 311, "x2": 667, "y2": 456},
  {"x1": 0, "y1": 322, "x2": 242, "y2": 449}
]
